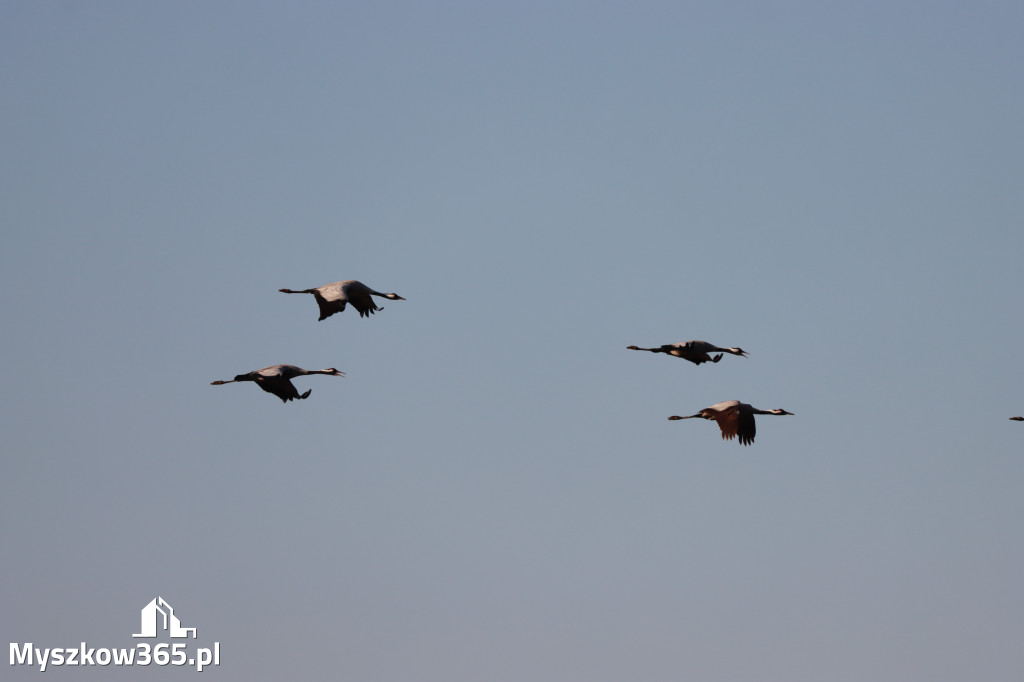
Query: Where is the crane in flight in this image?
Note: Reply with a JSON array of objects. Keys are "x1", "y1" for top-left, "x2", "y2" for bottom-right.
[
  {"x1": 211, "y1": 365, "x2": 344, "y2": 403},
  {"x1": 668, "y1": 400, "x2": 793, "y2": 445},
  {"x1": 279, "y1": 280, "x2": 405, "y2": 320},
  {"x1": 627, "y1": 340, "x2": 748, "y2": 366}
]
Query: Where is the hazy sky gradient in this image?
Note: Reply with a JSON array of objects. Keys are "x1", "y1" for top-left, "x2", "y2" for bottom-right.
[{"x1": 3, "y1": 2, "x2": 1023, "y2": 680}]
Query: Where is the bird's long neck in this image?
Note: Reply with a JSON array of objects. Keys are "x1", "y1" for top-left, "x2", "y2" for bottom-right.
[{"x1": 279, "y1": 288, "x2": 314, "y2": 294}]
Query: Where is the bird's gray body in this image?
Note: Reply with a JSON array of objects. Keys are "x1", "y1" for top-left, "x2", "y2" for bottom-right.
[
  {"x1": 669, "y1": 400, "x2": 793, "y2": 445},
  {"x1": 627, "y1": 340, "x2": 748, "y2": 365},
  {"x1": 279, "y1": 279, "x2": 405, "y2": 320}
]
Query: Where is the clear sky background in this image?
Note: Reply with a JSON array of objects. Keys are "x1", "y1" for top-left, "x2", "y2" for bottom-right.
[{"x1": 2, "y1": 2, "x2": 1023, "y2": 680}]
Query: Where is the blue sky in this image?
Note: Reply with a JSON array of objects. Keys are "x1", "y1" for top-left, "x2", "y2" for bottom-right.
[{"x1": 2, "y1": 2, "x2": 1023, "y2": 680}]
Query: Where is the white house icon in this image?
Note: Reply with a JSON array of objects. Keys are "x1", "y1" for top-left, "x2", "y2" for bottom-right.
[{"x1": 132, "y1": 597, "x2": 197, "y2": 638}]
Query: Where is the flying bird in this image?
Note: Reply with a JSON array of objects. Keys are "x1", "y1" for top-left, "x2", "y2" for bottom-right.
[
  {"x1": 279, "y1": 280, "x2": 405, "y2": 320},
  {"x1": 1011, "y1": 416, "x2": 1024, "y2": 421},
  {"x1": 211, "y1": 365, "x2": 344, "y2": 403},
  {"x1": 668, "y1": 400, "x2": 793, "y2": 445},
  {"x1": 627, "y1": 340, "x2": 748, "y2": 365}
]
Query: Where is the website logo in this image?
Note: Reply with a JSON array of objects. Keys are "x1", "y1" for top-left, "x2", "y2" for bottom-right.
[
  {"x1": 10, "y1": 597, "x2": 219, "y2": 672},
  {"x1": 133, "y1": 597, "x2": 197, "y2": 639}
]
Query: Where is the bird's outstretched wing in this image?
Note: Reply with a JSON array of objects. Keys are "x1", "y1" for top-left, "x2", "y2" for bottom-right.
[
  {"x1": 735, "y1": 410, "x2": 756, "y2": 445},
  {"x1": 342, "y1": 281, "x2": 382, "y2": 317},
  {"x1": 256, "y1": 377, "x2": 302, "y2": 402},
  {"x1": 715, "y1": 407, "x2": 741, "y2": 441}
]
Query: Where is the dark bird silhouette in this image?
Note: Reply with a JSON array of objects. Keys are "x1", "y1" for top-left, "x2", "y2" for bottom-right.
[
  {"x1": 668, "y1": 400, "x2": 793, "y2": 445},
  {"x1": 1011, "y1": 416, "x2": 1024, "y2": 421},
  {"x1": 627, "y1": 340, "x2": 748, "y2": 366},
  {"x1": 211, "y1": 365, "x2": 344, "y2": 403},
  {"x1": 279, "y1": 280, "x2": 405, "y2": 320}
]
